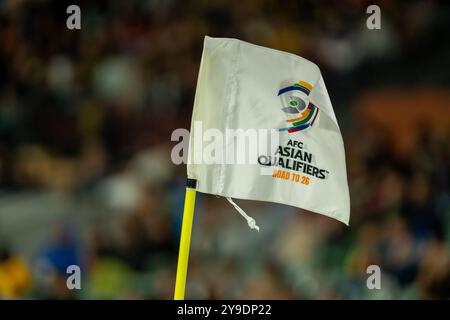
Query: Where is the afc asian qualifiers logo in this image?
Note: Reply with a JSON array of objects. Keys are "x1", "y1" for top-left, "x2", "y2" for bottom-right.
[{"x1": 278, "y1": 81, "x2": 319, "y2": 133}]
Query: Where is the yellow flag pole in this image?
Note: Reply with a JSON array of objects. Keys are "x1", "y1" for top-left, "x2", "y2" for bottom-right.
[{"x1": 174, "y1": 178, "x2": 197, "y2": 300}]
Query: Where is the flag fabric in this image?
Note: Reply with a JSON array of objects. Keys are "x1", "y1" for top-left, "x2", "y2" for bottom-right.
[{"x1": 187, "y1": 36, "x2": 350, "y2": 225}]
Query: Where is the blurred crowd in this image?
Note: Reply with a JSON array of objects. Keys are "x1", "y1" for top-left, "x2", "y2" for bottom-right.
[{"x1": 0, "y1": 0, "x2": 449, "y2": 299}]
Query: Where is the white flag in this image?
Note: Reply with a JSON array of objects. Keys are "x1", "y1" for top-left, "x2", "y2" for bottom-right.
[{"x1": 188, "y1": 36, "x2": 350, "y2": 226}]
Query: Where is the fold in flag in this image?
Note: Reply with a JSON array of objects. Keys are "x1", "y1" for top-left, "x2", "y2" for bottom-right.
[{"x1": 187, "y1": 36, "x2": 350, "y2": 226}]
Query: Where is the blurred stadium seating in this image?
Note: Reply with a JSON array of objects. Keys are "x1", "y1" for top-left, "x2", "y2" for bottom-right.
[{"x1": 0, "y1": 0, "x2": 449, "y2": 299}]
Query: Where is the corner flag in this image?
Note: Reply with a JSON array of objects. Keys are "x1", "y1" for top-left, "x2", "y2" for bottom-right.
[{"x1": 174, "y1": 36, "x2": 350, "y2": 299}]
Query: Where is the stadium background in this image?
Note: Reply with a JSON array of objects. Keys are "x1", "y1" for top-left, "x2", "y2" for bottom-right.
[{"x1": 0, "y1": 0, "x2": 449, "y2": 299}]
